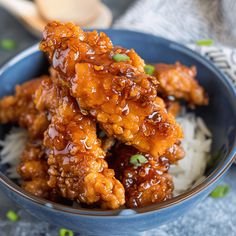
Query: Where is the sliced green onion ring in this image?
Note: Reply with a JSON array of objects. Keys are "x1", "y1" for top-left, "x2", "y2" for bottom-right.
[
  {"x1": 112, "y1": 53, "x2": 130, "y2": 62},
  {"x1": 98, "y1": 130, "x2": 106, "y2": 138},
  {"x1": 130, "y1": 154, "x2": 148, "y2": 167},
  {"x1": 6, "y1": 210, "x2": 19, "y2": 222},
  {"x1": 144, "y1": 64, "x2": 155, "y2": 75},
  {"x1": 210, "y1": 184, "x2": 230, "y2": 198},
  {"x1": 59, "y1": 228, "x2": 74, "y2": 236},
  {"x1": 196, "y1": 39, "x2": 214, "y2": 46},
  {"x1": 0, "y1": 39, "x2": 16, "y2": 50}
]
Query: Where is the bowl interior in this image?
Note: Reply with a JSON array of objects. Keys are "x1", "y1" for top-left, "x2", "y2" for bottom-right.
[{"x1": 0, "y1": 30, "x2": 236, "y2": 214}]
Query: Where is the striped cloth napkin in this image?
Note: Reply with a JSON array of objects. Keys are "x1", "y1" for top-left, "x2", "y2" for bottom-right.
[{"x1": 188, "y1": 44, "x2": 236, "y2": 88}]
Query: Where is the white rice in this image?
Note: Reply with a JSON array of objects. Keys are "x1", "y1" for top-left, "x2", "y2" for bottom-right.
[
  {"x1": 170, "y1": 112, "x2": 212, "y2": 195},
  {"x1": 0, "y1": 127, "x2": 28, "y2": 178},
  {"x1": 0, "y1": 112, "x2": 212, "y2": 196}
]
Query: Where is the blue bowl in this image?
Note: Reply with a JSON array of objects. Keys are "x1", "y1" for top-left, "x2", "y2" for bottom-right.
[{"x1": 0, "y1": 29, "x2": 236, "y2": 235}]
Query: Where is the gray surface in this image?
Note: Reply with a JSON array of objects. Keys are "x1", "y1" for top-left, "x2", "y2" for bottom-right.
[
  {"x1": 0, "y1": 7, "x2": 37, "y2": 65},
  {"x1": 0, "y1": 0, "x2": 236, "y2": 235},
  {"x1": 102, "y1": 0, "x2": 135, "y2": 22}
]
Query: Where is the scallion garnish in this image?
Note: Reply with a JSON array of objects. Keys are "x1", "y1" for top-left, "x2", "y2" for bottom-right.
[
  {"x1": 6, "y1": 210, "x2": 19, "y2": 222},
  {"x1": 130, "y1": 154, "x2": 148, "y2": 167},
  {"x1": 112, "y1": 53, "x2": 130, "y2": 62},
  {"x1": 210, "y1": 184, "x2": 230, "y2": 198},
  {"x1": 196, "y1": 39, "x2": 214, "y2": 46},
  {"x1": 59, "y1": 228, "x2": 74, "y2": 236},
  {"x1": 98, "y1": 130, "x2": 106, "y2": 138},
  {"x1": 0, "y1": 39, "x2": 16, "y2": 50},
  {"x1": 144, "y1": 64, "x2": 155, "y2": 75}
]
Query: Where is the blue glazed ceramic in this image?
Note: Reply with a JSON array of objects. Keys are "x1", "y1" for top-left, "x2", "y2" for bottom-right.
[{"x1": 0, "y1": 30, "x2": 236, "y2": 235}]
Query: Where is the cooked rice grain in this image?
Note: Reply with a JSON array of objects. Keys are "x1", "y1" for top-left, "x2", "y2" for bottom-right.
[
  {"x1": 171, "y1": 113, "x2": 212, "y2": 195},
  {"x1": 0, "y1": 128, "x2": 28, "y2": 178}
]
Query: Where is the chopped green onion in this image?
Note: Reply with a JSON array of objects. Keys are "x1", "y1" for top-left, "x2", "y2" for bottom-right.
[
  {"x1": 196, "y1": 39, "x2": 214, "y2": 46},
  {"x1": 144, "y1": 64, "x2": 155, "y2": 75},
  {"x1": 98, "y1": 130, "x2": 106, "y2": 138},
  {"x1": 210, "y1": 184, "x2": 230, "y2": 198},
  {"x1": 130, "y1": 154, "x2": 148, "y2": 167},
  {"x1": 112, "y1": 53, "x2": 130, "y2": 62},
  {"x1": 59, "y1": 228, "x2": 74, "y2": 236},
  {"x1": 0, "y1": 39, "x2": 16, "y2": 50},
  {"x1": 6, "y1": 210, "x2": 19, "y2": 222}
]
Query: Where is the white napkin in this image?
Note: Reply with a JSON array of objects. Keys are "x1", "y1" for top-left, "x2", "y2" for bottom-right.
[{"x1": 115, "y1": 0, "x2": 236, "y2": 47}]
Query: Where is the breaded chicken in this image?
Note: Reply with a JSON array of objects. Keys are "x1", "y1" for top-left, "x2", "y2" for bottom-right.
[
  {"x1": 112, "y1": 143, "x2": 184, "y2": 208},
  {"x1": 154, "y1": 62, "x2": 208, "y2": 106},
  {"x1": 0, "y1": 78, "x2": 52, "y2": 198},
  {"x1": 112, "y1": 142, "x2": 184, "y2": 207},
  {"x1": 39, "y1": 21, "x2": 183, "y2": 157},
  {"x1": 0, "y1": 78, "x2": 49, "y2": 139},
  {"x1": 18, "y1": 141, "x2": 53, "y2": 199},
  {"x1": 34, "y1": 77, "x2": 125, "y2": 209}
]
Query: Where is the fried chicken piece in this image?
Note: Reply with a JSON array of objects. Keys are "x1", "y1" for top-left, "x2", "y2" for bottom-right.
[
  {"x1": 112, "y1": 142, "x2": 184, "y2": 207},
  {"x1": 0, "y1": 78, "x2": 54, "y2": 198},
  {"x1": 18, "y1": 141, "x2": 53, "y2": 199},
  {"x1": 154, "y1": 62, "x2": 208, "y2": 106},
  {"x1": 0, "y1": 78, "x2": 49, "y2": 139},
  {"x1": 163, "y1": 141, "x2": 185, "y2": 164},
  {"x1": 18, "y1": 142, "x2": 48, "y2": 180},
  {"x1": 112, "y1": 144, "x2": 183, "y2": 208},
  {"x1": 34, "y1": 77, "x2": 125, "y2": 209},
  {"x1": 39, "y1": 21, "x2": 183, "y2": 157}
]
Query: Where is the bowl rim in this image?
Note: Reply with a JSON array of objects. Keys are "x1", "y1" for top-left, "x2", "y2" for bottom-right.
[{"x1": 0, "y1": 29, "x2": 236, "y2": 218}]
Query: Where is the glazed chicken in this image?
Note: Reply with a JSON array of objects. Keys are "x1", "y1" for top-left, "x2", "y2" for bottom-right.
[
  {"x1": 34, "y1": 77, "x2": 125, "y2": 209},
  {"x1": 17, "y1": 141, "x2": 53, "y2": 199},
  {"x1": 0, "y1": 78, "x2": 52, "y2": 198},
  {"x1": 154, "y1": 62, "x2": 208, "y2": 106},
  {"x1": 0, "y1": 78, "x2": 49, "y2": 139},
  {"x1": 39, "y1": 21, "x2": 183, "y2": 158},
  {"x1": 112, "y1": 142, "x2": 184, "y2": 208}
]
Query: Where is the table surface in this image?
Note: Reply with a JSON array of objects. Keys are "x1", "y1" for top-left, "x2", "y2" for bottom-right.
[{"x1": 0, "y1": 1, "x2": 236, "y2": 235}]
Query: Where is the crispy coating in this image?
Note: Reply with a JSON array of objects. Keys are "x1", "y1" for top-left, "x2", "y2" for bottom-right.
[
  {"x1": 112, "y1": 142, "x2": 184, "y2": 207},
  {"x1": 18, "y1": 141, "x2": 48, "y2": 180},
  {"x1": 154, "y1": 62, "x2": 208, "y2": 106},
  {"x1": 163, "y1": 141, "x2": 185, "y2": 164},
  {"x1": 112, "y1": 144, "x2": 182, "y2": 208},
  {"x1": 39, "y1": 21, "x2": 183, "y2": 157},
  {"x1": 34, "y1": 77, "x2": 125, "y2": 209},
  {"x1": 18, "y1": 142, "x2": 52, "y2": 199},
  {"x1": 0, "y1": 78, "x2": 49, "y2": 139},
  {"x1": 0, "y1": 78, "x2": 53, "y2": 198}
]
